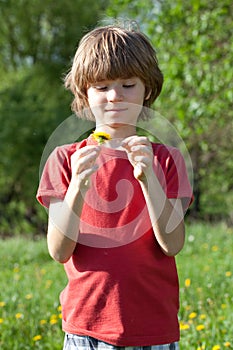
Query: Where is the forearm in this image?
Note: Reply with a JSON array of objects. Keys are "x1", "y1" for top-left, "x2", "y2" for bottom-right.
[
  {"x1": 47, "y1": 145, "x2": 100, "y2": 263},
  {"x1": 139, "y1": 173, "x2": 185, "y2": 256},
  {"x1": 47, "y1": 181, "x2": 87, "y2": 263}
]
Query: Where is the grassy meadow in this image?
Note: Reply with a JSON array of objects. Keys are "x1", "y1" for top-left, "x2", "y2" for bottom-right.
[{"x1": 0, "y1": 222, "x2": 232, "y2": 349}]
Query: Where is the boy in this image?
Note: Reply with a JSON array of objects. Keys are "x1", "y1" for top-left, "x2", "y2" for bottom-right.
[{"x1": 37, "y1": 25, "x2": 193, "y2": 350}]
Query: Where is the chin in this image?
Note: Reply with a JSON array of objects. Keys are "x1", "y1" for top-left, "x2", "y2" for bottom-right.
[{"x1": 107, "y1": 122, "x2": 132, "y2": 128}]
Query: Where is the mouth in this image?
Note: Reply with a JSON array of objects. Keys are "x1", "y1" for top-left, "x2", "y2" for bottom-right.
[{"x1": 105, "y1": 108, "x2": 128, "y2": 112}]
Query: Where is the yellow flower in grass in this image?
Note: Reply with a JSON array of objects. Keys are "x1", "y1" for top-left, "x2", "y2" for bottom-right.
[
  {"x1": 0, "y1": 301, "x2": 6, "y2": 307},
  {"x1": 224, "y1": 342, "x2": 231, "y2": 347},
  {"x1": 50, "y1": 319, "x2": 58, "y2": 325},
  {"x1": 92, "y1": 131, "x2": 111, "y2": 144},
  {"x1": 225, "y1": 271, "x2": 232, "y2": 277},
  {"x1": 199, "y1": 314, "x2": 206, "y2": 320},
  {"x1": 189, "y1": 312, "x2": 197, "y2": 319},
  {"x1": 40, "y1": 319, "x2": 47, "y2": 325},
  {"x1": 185, "y1": 278, "x2": 191, "y2": 287},
  {"x1": 25, "y1": 293, "x2": 33, "y2": 300},
  {"x1": 211, "y1": 245, "x2": 219, "y2": 252},
  {"x1": 0, "y1": 318, "x2": 4, "y2": 324},
  {"x1": 212, "y1": 345, "x2": 221, "y2": 350},
  {"x1": 15, "y1": 313, "x2": 23, "y2": 319},
  {"x1": 179, "y1": 321, "x2": 190, "y2": 330},
  {"x1": 50, "y1": 314, "x2": 58, "y2": 324},
  {"x1": 196, "y1": 324, "x2": 205, "y2": 331},
  {"x1": 32, "y1": 335, "x2": 42, "y2": 342}
]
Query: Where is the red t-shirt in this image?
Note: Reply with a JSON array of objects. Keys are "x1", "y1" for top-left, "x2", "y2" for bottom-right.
[{"x1": 37, "y1": 136, "x2": 193, "y2": 346}]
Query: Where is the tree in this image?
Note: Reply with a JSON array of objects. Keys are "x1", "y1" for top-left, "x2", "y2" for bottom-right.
[{"x1": 0, "y1": 0, "x2": 109, "y2": 235}]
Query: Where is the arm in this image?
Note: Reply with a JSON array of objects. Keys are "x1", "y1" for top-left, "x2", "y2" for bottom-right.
[
  {"x1": 47, "y1": 145, "x2": 100, "y2": 263},
  {"x1": 139, "y1": 175, "x2": 185, "y2": 256},
  {"x1": 122, "y1": 136, "x2": 185, "y2": 256}
]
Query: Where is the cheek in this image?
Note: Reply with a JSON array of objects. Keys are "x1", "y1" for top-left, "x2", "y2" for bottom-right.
[{"x1": 87, "y1": 93, "x2": 105, "y2": 107}]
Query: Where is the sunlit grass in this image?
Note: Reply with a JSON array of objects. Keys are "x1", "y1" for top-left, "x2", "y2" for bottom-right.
[
  {"x1": 0, "y1": 222, "x2": 232, "y2": 349},
  {"x1": 0, "y1": 238, "x2": 66, "y2": 349},
  {"x1": 177, "y1": 222, "x2": 233, "y2": 349}
]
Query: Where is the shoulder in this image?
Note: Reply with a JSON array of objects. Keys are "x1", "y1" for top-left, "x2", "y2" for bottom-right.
[{"x1": 49, "y1": 139, "x2": 88, "y2": 161}]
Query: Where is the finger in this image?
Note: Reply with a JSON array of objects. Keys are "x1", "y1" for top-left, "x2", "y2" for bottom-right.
[
  {"x1": 71, "y1": 148, "x2": 100, "y2": 175},
  {"x1": 134, "y1": 155, "x2": 150, "y2": 163},
  {"x1": 79, "y1": 164, "x2": 99, "y2": 180},
  {"x1": 130, "y1": 145, "x2": 152, "y2": 154},
  {"x1": 73, "y1": 145, "x2": 100, "y2": 160},
  {"x1": 74, "y1": 153, "x2": 99, "y2": 175},
  {"x1": 122, "y1": 136, "x2": 149, "y2": 147}
]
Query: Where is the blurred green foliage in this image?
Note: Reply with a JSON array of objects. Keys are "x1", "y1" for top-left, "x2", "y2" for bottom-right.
[{"x1": 0, "y1": 0, "x2": 232, "y2": 236}]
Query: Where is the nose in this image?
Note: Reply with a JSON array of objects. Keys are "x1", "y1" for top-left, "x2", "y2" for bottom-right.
[{"x1": 107, "y1": 86, "x2": 123, "y2": 102}]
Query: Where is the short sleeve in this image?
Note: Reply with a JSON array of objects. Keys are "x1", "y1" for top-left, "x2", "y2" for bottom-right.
[
  {"x1": 153, "y1": 144, "x2": 193, "y2": 210},
  {"x1": 36, "y1": 143, "x2": 77, "y2": 208}
]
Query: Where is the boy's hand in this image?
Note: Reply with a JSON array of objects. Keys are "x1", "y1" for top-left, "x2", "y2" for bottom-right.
[
  {"x1": 70, "y1": 145, "x2": 101, "y2": 189},
  {"x1": 122, "y1": 136, "x2": 153, "y2": 181}
]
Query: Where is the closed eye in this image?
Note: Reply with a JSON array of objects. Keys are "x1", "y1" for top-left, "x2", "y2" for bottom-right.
[
  {"x1": 123, "y1": 84, "x2": 135, "y2": 88},
  {"x1": 94, "y1": 86, "x2": 107, "y2": 91}
]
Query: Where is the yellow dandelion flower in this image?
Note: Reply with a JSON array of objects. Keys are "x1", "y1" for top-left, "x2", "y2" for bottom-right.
[
  {"x1": 13, "y1": 265, "x2": 20, "y2": 273},
  {"x1": 57, "y1": 305, "x2": 62, "y2": 312},
  {"x1": 225, "y1": 271, "x2": 232, "y2": 277},
  {"x1": 92, "y1": 131, "x2": 111, "y2": 144},
  {"x1": 221, "y1": 304, "x2": 227, "y2": 309},
  {"x1": 211, "y1": 245, "x2": 218, "y2": 252},
  {"x1": 197, "y1": 345, "x2": 206, "y2": 350},
  {"x1": 15, "y1": 313, "x2": 23, "y2": 319},
  {"x1": 199, "y1": 314, "x2": 206, "y2": 320},
  {"x1": 189, "y1": 312, "x2": 197, "y2": 319},
  {"x1": 179, "y1": 321, "x2": 190, "y2": 330},
  {"x1": 25, "y1": 293, "x2": 33, "y2": 300},
  {"x1": 0, "y1": 301, "x2": 6, "y2": 307},
  {"x1": 185, "y1": 278, "x2": 191, "y2": 287},
  {"x1": 224, "y1": 342, "x2": 231, "y2": 347},
  {"x1": 196, "y1": 324, "x2": 205, "y2": 331},
  {"x1": 40, "y1": 319, "x2": 47, "y2": 325},
  {"x1": 0, "y1": 318, "x2": 4, "y2": 324},
  {"x1": 59, "y1": 313, "x2": 62, "y2": 319},
  {"x1": 212, "y1": 345, "x2": 221, "y2": 350},
  {"x1": 32, "y1": 335, "x2": 42, "y2": 342},
  {"x1": 50, "y1": 319, "x2": 58, "y2": 325},
  {"x1": 50, "y1": 314, "x2": 58, "y2": 320}
]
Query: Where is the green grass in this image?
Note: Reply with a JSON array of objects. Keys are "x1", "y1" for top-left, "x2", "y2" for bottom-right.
[
  {"x1": 0, "y1": 223, "x2": 232, "y2": 349},
  {"x1": 0, "y1": 238, "x2": 66, "y2": 349},
  {"x1": 177, "y1": 222, "x2": 233, "y2": 349}
]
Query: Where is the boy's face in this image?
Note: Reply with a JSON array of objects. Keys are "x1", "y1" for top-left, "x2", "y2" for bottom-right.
[{"x1": 86, "y1": 77, "x2": 148, "y2": 128}]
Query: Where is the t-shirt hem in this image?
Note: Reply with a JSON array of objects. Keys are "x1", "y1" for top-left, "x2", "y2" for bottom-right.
[{"x1": 62, "y1": 323, "x2": 179, "y2": 347}]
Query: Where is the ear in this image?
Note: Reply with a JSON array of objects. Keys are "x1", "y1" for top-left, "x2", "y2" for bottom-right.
[{"x1": 144, "y1": 89, "x2": 152, "y2": 101}]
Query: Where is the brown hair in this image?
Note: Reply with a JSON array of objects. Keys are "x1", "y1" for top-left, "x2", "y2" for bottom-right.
[{"x1": 64, "y1": 25, "x2": 163, "y2": 120}]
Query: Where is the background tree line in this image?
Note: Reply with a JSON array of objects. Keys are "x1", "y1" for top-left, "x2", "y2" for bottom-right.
[{"x1": 0, "y1": 0, "x2": 232, "y2": 236}]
